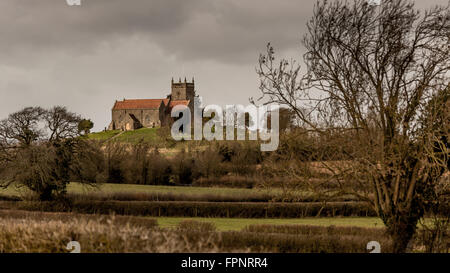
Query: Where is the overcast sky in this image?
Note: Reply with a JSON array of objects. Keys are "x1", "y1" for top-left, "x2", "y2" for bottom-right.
[{"x1": 0, "y1": 0, "x2": 448, "y2": 131}]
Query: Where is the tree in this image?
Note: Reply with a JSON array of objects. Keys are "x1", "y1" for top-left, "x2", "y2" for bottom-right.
[
  {"x1": 44, "y1": 106, "x2": 81, "y2": 141},
  {"x1": 0, "y1": 106, "x2": 97, "y2": 200},
  {"x1": 0, "y1": 107, "x2": 45, "y2": 147},
  {"x1": 257, "y1": 0, "x2": 449, "y2": 252},
  {"x1": 271, "y1": 108, "x2": 296, "y2": 133},
  {"x1": 78, "y1": 119, "x2": 94, "y2": 135}
]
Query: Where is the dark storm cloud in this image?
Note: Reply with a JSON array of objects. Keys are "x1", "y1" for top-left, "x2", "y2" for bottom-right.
[
  {"x1": 1, "y1": 0, "x2": 448, "y2": 64},
  {"x1": 0, "y1": 0, "x2": 309, "y2": 64},
  {"x1": 0, "y1": 0, "x2": 448, "y2": 131}
]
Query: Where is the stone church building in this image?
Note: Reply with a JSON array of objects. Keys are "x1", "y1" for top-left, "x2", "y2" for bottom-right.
[{"x1": 108, "y1": 78, "x2": 195, "y2": 131}]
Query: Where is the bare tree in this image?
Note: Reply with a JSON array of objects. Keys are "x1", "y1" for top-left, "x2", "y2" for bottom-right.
[
  {"x1": 257, "y1": 0, "x2": 449, "y2": 252},
  {"x1": 0, "y1": 107, "x2": 45, "y2": 147},
  {"x1": 44, "y1": 106, "x2": 81, "y2": 141},
  {"x1": 0, "y1": 106, "x2": 97, "y2": 200}
]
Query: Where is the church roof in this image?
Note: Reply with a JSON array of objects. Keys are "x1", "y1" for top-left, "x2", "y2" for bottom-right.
[
  {"x1": 165, "y1": 99, "x2": 190, "y2": 111},
  {"x1": 168, "y1": 100, "x2": 190, "y2": 108},
  {"x1": 112, "y1": 98, "x2": 190, "y2": 110},
  {"x1": 112, "y1": 99, "x2": 164, "y2": 110}
]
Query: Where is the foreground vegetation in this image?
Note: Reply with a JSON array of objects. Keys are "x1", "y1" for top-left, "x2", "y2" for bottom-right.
[
  {"x1": 0, "y1": 210, "x2": 447, "y2": 253},
  {"x1": 0, "y1": 210, "x2": 392, "y2": 253},
  {"x1": 0, "y1": 1, "x2": 448, "y2": 253},
  {"x1": 0, "y1": 180, "x2": 447, "y2": 252},
  {"x1": 0, "y1": 182, "x2": 359, "y2": 203}
]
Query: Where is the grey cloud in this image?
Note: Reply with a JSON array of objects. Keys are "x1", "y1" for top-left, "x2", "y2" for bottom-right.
[
  {"x1": 0, "y1": 0, "x2": 311, "y2": 64},
  {"x1": 0, "y1": 0, "x2": 448, "y2": 131}
]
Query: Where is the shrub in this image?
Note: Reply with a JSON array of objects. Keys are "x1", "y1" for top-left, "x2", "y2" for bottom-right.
[
  {"x1": 104, "y1": 142, "x2": 128, "y2": 183},
  {"x1": 193, "y1": 146, "x2": 225, "y2": 178},
  {"x1": 120, "y1": 142, "x2": 152, "y2": 185},
  {"x1": 193, "y1": 176, "x2": 257, "y2": 189},
  {"x1": 0, "y1": 216, "x2": 222, "y2": 253},
  {"x1": 171, "y1": 149, "x2": 198, "y2": 185},
  {"x1": 66, "y1": 191, "x2": 274, "y2": 203},
  {"x1": 218, "y1": 231, "x2": 393, "y2": 253},
  {"x1": 177, "y1": 220, "x2": 217, "y2": 232},
  {"x1": 242, "y1": 224, "x2": 386, "y2": 237},
  {"x1": 0, "y1": 209, "x2": 158, "y2": 229},
  {"x1": 6, "y1": 200, "x2": 377, "y2": 218},
  {"x1": 146, "y1": 148, "x2": 172, "y2": 185}
]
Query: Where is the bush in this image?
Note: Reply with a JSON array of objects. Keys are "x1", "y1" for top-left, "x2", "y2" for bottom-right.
[
  {"x1": 0, "y1": 212, "x2": 392, "y2": 253},
  {"x1": 177, "y1": 220, "x2": 217, "y2": 232},
  {"x1": 218, "y1": 231, "x2": 393, "y2": 253},
  {"x1": 146, "y1": 148, "x2": 172, "y2": 185},
  {"x1": 193, "y1": 146, "x2": 225, "y2": 178},
  {"x1": 104, "y1": 142, "x2": 128, "y2": 183},
  {"x1": 120, "y1": 142, "x2": 152, "y2": 185},
  {"x1": 193, "y1": 176, "x2": 257, "y2": 189},
  {"x1": 0, "y1": 216, "x2": 222, "y2": 253},
  {"x1": 67, "y1": 191, "x2": 275, "y2": 203},
  {"x1": 6, "y1": 200, "x2": 377, "y2": 218},
  {"x1": 0, "y1": 209, "x2": 158, "y2": 229},
  {"x1": 242, "y1": 224, "x2": 386, "y2": 237},
  {"x1": 171, "y1": 149, "x2": 198, "y2": 185}
]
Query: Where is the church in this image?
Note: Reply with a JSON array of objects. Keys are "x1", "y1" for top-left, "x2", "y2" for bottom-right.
[{"x1": 108, "y1": 78, "x2": 195, "y2": 131}]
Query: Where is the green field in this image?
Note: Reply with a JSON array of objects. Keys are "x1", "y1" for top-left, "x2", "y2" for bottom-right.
[
  {"x1": 87, "y1": 130, "x2": 121, "y2": 140},
  {"x1": 86, "y1": 128, "x2": 202, "y2": 152},
  {"x1": 155, "y1": 216, "x2": 384, "y2": 231},
  {"x1": 70, "y1": 182, "x2": 267, "y2": 195},
  {"x1": 0, "y1": 182, "x2": 393, "y2": 236},
  {"x1": 87, "y1": 128, "x2": 160, "y2": 143},
  {"x1": 114, "y1": 128, "x2": 159, "y2": 143},
  {"x1": 0, "y1": 182, "x2": 385, "y2": 232},
  {"x1": 1, "y1": 182, "x2": 280, "y2": 198}
]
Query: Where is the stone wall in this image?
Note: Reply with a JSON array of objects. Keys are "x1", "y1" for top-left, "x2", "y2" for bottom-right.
[{"x1": 111, "y1": 108, "x2": 162, "y2": 131}]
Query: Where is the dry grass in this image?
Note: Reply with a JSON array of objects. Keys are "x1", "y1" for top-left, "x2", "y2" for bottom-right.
[
  {"x1": 0, "y1": 214, "x2": 381, "y2": 253},
  {"x1": 0, "y1": 212, "x2": 226, "y2": 253},
  {"x1": 0, "y1": 209, "x2": 158, "y2": 229},
  {"x1": 0, "y1": 210, "x2": 446, "y2": 253},
  {"x1": 176, "y1": 220, "x2": 217, "y2": 232}
]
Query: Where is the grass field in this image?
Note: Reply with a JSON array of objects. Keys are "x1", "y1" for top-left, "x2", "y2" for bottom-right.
[
  {"x1": 87, "y1": 128, "x2": 160, "y2": 143},
  {"x1": 86, "y1": 128, "x2": 206, "y2": 153},
  {"x1": 71, "y1": 183, "x2": 267, "y2": 195},
  {"x1": 0, "y1": 182, "x2": 280, "y2": 198},
  {"x1": 155, "y1": 216, "x2": 384, "y2": 231},
  {"x1": 87, "y1": 130, "x2": 121, "y2": 140},
  {"x1": 114, "y1": 128, "x2": 159, "y2": 143},
  {"x1": 0, "y1": 208, "x2": 383, "y2": 231}
]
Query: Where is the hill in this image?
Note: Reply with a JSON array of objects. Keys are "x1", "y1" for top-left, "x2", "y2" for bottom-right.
[{"x1": 88, "y1": 128, "x2": 162, "y2": 144}]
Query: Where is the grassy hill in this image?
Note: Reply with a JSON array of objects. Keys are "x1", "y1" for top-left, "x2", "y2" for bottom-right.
[
  {"x1": 86, "y1": 128, "x2": 211, "y2": 151},
  {"x1": 87, "y1": 130, "x2": 121, "y2": 140},
  {"x1": 88, "y1": 128, "x2": 163, "y2": 144}
]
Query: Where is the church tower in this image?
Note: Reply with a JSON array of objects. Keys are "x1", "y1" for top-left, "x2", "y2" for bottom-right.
[{"x1": 171, "y1": 77, "x2": 195, "y2": 101}]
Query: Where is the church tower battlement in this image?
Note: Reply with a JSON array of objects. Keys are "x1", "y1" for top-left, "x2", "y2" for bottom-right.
[{"x1": 171, "y1": 77, "x2": 195, "y2": 101}]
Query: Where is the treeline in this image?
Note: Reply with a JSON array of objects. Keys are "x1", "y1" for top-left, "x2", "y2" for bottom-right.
[
  {"x1": 76, "y1": 128, "x2": 364, "y2": 187},
  {"x1": 4, "y1": 200, "x2": 379, "y2": 218},
  {"x1": 80, "y1": 141, "x2": 264, "y2": 186}
]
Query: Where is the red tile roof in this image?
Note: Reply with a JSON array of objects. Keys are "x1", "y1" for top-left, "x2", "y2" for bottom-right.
[
  {"x1": 113, "y1": 99, "x2": 164, "y2": 110},
  {"x1": 168, "y1": 100, "x2": 190, "y2": 108},
  {"x1": 112, "y1": 99, "x2": 190, "y2": 111}
]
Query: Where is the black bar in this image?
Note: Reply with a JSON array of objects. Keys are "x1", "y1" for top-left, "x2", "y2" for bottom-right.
[{"x1": 0, "y1": 253, "x2": 447, "y2": 272}]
